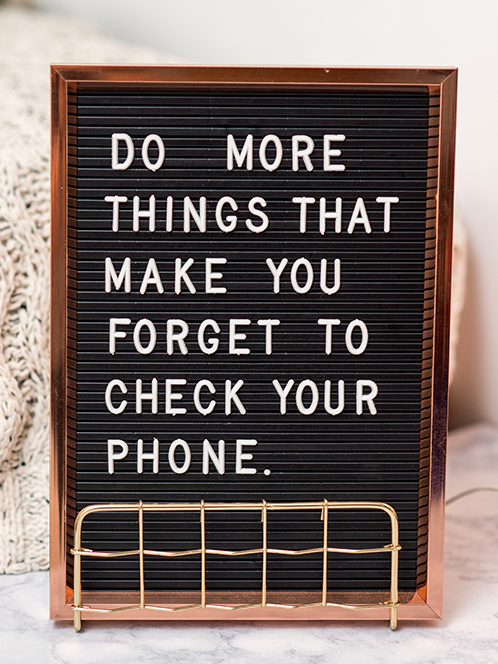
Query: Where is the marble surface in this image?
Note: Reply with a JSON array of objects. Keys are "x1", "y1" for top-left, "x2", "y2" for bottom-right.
[{"x1": 1, "y1": 423, "x2": 497, "y2": 664}]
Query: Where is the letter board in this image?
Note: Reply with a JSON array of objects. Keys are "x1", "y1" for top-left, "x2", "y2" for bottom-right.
[{"x1": 51, "y1": 66, "x2": 457, "y2": 624}]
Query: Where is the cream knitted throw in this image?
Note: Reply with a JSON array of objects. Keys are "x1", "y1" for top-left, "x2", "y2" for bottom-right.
[
  {"x1": 0, "y1": 6, "x2": 466, "y2": 574},
  {"x1": 0, "y1": 6, "x2": 174, "y2": 573}
]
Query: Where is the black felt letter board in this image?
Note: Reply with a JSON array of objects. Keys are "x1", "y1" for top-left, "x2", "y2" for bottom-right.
[{"x1": 73, "y1": 87, "x2": 431, "y2": 596}]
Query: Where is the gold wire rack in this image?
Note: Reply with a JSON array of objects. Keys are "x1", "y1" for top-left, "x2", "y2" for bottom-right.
[{"x1": 71, "y1": 499, "x2": 401, "y2": 631}]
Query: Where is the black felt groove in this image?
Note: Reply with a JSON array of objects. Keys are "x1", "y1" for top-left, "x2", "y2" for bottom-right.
[{"x1": 75, "y1": 87, "x2": 430, "y2": 594}]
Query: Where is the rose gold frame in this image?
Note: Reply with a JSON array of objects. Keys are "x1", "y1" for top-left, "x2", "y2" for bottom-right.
[{"x1": 50, "y1": 65, "x2": 457, "y2": 623}]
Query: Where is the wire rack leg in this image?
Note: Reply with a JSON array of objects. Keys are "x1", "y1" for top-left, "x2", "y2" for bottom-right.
[
  {"x1": 390, "y1": 605, "x2": 398, "y2": 630},
  {"x1": 74, "y1": 609, "x2": 81, "y2": 632}
]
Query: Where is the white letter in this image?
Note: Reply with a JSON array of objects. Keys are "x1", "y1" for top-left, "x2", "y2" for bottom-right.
[
  {"x1": 290, "y1": 258, "x2": 313, "y2": 294},
  {"x1": 357, "y1": 380, "x2": 378, "y2": 415},
  {"x1": 141, "y1": 134, "x2": 165, "y2": 172},
  {"x1": 198, "y1": 319, "x2": 220, "y2": 355},
  {"x1": 324, "y1": 380, "x2": 345, "y2": 416},
  {"x1": 292, "y1": 197, "x2": 316, "y2": 233},
  {"x1": 183, "y1": 196, "x2": 207, "y2": 232},
  {"x1": 292, "y1": 135, "x2": 314, "y2": 171},
  {"x1": 246, "y1": 196, "x2": 269, "y2": 233},
  {"x1": 111, "y1": 133, "x2": 134, "y2": 171},
  {"x1": 236, "y1": 439, "x2": 257, "y2": 474},
  {"x1": 133, "y1": 318, "x2": 157, "y2": 355},
  {"x1": 229, "y1": 319, "x2": 251, "y2": 355},
  {"x1": 105, "y1": 379, "x2": 128, "y2": 415},
  {"x1": 205, "y1": 258, "x2": 227, "y2": 294},
  {"x1": 175, "y1": 257, "x2": 196, "y2": 294},
  {"x1": 137, "y1": 438, "x2": 159, "y2": 474},
  {"x1": 167, "y1": 319, "x2": 189, "y2": 355},
  {"x1": 266, "y1": 258, "x2": 288, "y2": 293},
  {"x1": 107, "y1": 439, "x2": 129, "y2": 474},
  {"x1": 346, "y1": 319, "x2": 369, "y2": 355},
  {"x1": 257, "y1": 319, "x2": 280, "y2": 354},
  {"x1": 320, "y1": 258, "x2": 341, "y2": 295},
  {"x1": 165, "y1": 378, "x2": 187, "y2": 415},
  {"x1": 295, "y1": 380, "x2": 319, "y2": 415},
  {"x1": 259, "y1": 135, "x2": 283, "y2": 171},
  {"x1": 376, "y1": 196, "x2": 399, "y2": 232},
  {"x1": 140, "y1": 258, "x2": 164, "y2": 294},
  {"x1": 133, "y1": 195, "x2": 156, "y2": 232},
  {"x1": 225, "y1": 379, "x2": 246, "y2": 415},
  {"x1": 168, "y1": 439, "x2": 191, "y2": 474},
  {"x1": 105, "y1": 256, "x2": 131, "y2": 293},
  {"x1": 194, "y1": 380, "x2": 216, "y2": 415},
  {"x1": 348, "y1": 198, "x2": 371, "y2": 234},
  {"x1": 317, "y1": 318, "x2": 341, "y2": 355},
  {"x1": 136, "y1": 378, "x2": 158, "y2": 414},
  {"x1": 104, "y1": 195, "x2": 128, "y2": 232},
  {"x1": 216, "y1": 196, "x2": 238, "y2": 232},
  {"x1": 323, "y1": 134, "x2": 346, "y2": 172},
  {"x1": 319, "y1": 197, "x2": 342, "y2": 235},
  {"x1": 109, "y1": 317, "x2": 131, "y2": 355},
  {"x1": 272, "y1": 379, "x2": 294, "y2": 414},
  {"x1": 203, "y1": 439, "x2": 225, "y2": 475},
  {"x1": 227, "y1": 134, "x2": 253, "y2": 170},
  {"x1": 165, "y1": 195, "x2": 173, "y2": 231}
]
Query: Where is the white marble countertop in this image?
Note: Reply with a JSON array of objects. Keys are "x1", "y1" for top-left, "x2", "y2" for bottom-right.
[{"x1": 1, "y1": 423, "x2": 497, "y2": 664}]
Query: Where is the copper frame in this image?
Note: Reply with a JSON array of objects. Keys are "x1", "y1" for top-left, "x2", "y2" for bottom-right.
[{"x1": 50, "y1": 65, "x2": 457, "y2": 623}]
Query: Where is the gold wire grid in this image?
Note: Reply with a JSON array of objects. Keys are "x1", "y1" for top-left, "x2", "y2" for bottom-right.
[{"x1": 71, "y1": 499, "x2": 400, "y2": 631}]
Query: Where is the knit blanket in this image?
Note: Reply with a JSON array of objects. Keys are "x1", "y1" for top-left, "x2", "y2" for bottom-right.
[
  {"x1": 0, "y1": 6, "x2": 174, "y2": 573},
  {"x1": 0, "y1": 6, "x2": 465, "y2": 575}
]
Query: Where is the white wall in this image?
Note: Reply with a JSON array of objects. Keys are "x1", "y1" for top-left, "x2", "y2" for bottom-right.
[{"x1": 35, "y1": 0, "x2": 498, "y2": 428}]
